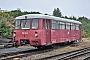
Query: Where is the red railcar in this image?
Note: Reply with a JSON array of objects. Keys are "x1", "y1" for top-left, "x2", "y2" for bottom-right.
[{"x1": 12, "y1": 14, "x2": 82, "y2": 48}]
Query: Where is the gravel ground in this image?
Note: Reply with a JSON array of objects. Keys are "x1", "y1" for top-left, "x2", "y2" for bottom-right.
[{"x1": 13, "y1": 40, "x2": 90, "y2": 60}]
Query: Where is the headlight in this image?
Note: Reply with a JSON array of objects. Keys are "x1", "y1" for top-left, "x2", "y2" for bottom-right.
[
  {"x1": 13, "y1": 33, "x2": 16, "y2": 37},
  {"x1": 35, "y1": 33, "x2": 38, "y2": 37}
]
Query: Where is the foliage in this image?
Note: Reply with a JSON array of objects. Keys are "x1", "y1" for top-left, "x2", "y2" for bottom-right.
[
  {"x1": 0, "y1": 21, "x2": 13, "y2": 37},
  {"x1": 53, "y1": 8, "x2": 62, "y2": 17},
  {"x1": 78, "y1": 17, "x2": 90, "y2": 37},
  {"x1": 0, "y1": 11, "x2": 14, "y2": 37}
]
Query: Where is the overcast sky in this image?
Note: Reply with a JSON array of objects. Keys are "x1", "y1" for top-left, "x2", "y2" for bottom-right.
[{"x1": 0, "y1": 0, "x2": 90, "y2": 18}]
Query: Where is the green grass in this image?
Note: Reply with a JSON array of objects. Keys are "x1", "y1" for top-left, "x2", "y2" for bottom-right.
[{"x1": 82, "y1": 38, "x2": 90, "y2": 40}]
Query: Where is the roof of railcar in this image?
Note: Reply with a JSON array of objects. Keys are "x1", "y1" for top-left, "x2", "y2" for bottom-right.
[{"x1": 15, "y1": 14, "x2": 81, "y2": 24}]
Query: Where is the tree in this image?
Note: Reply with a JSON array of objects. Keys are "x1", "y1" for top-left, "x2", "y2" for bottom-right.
[
  {"x1": 53, "y1": 8, "x2": 62, "y2": 17},
  {"x1": 64, "y1": 16, "x2": 68, "y2": 19}
]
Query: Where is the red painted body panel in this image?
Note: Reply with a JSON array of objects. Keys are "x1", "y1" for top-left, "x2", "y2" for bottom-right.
[{"x1": 51, "y1": 30, "x2": 82, "y2": 44}]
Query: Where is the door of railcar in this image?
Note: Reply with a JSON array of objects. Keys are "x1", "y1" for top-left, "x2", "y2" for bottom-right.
[
  {"x1": 46, "y1": 19, "x2": 51, "y2": 44},
  {"x1": 66, "y1": 22, "x2": 71, "y2": 41},
  {"x1": 70, "y1": 23, "x2": 75, "y2": 40}
]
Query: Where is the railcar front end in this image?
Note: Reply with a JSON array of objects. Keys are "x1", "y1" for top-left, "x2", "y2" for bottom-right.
[{"x1": 13, "y1": 18, "x2": 43, "y2": 47}]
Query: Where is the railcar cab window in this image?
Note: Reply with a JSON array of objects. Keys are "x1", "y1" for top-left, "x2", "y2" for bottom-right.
[
  {"x1": 32, "y1": 19, "x2": 38, "y2": 29},
  {"x1": 21, "y1": 20, "x2": 30, "y2": 29},
  {"x1": 15, "y1": 20, "x2": 20, "y2": 29},
  {"x1": 52, "y1": 20, "x2": 59, "y2": 29}
]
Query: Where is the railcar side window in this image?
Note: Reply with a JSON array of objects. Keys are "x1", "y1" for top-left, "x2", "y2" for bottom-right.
[
  {"x1": 60, "y1": 22, "x2": 65, "y2": 30},
  {"x1": 21, "y1": 20, "x2": 30, "y2": 29},
  {"x1": 52, "y1": 20, "x2": 58, "y2": 29},
  {"x1": 76, "y1": 24, "x2": 79, "y2": 30},
  {"x1": 32, "y1": 19, "x2": 38, "y2": 29},
  {"x1": 15, "y1": 20, "x2": 20, "y2": 29},
  {"x1": 66, "y1": 23, "x2": 70, "y2": 30},
  {"x1": 71, "y1": 23, "x2": 75, "y2": 30}
]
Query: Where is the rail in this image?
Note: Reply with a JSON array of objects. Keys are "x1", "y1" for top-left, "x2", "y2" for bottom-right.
[
  {"x1": 83, "y1": 56, "x2": 90, "y2": 60},
  {"x1": 37, "y1": 47, "x2": 90, "y2": 60}
]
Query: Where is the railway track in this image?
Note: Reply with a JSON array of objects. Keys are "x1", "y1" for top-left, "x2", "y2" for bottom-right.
[
  {"x1": 0, "y1": 47, "x2": 54, "y2": 60},
  {"x1": 83, "y1": 56, "x2": 90, "y2": 60},
  {"x1": 37, "y1": 47, "x2": 90, "y2": 60},
  {"x1": 0, "y1": 42, "x2": 77, "y2": 60}
]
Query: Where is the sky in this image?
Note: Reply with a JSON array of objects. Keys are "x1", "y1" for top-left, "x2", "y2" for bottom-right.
[{"x1": 0, "y1": 0, "x2": 90, "y2": 18}]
